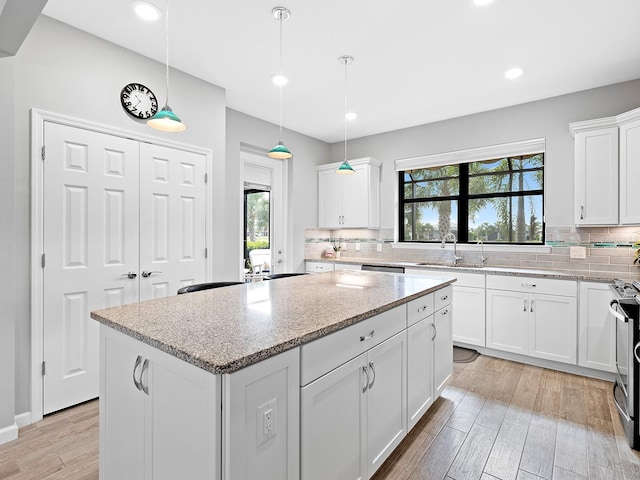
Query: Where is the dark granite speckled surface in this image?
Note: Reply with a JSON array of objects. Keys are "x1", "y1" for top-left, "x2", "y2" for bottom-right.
[{"x1": 90, "y1": 270, "x2": 455, "y2": 375}]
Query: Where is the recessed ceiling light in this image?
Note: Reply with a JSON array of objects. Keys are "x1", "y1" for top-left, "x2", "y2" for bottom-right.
[
  {"x1": 505, "y1": 67, "x2": 524, "y2": 79},
  {"x1": 345, "y1": 112, "x2": 358, "y2": 120},
  {"x1": 132, "y1": 1, "x2": 162, "y2": 22},
  {"x1": 473, "y1": 0, "x2": 494, "y2": 6},
  {"x1": 271, "y1": 73, "x2": 289, "y2": 86}
]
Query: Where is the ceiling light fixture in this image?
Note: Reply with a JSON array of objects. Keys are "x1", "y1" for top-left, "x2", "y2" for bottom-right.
[
  {"x1": 505, "y1": 67, "x2": 524, "y2": 79},
  {"x1": 147, "y1": 0, "x2": 186, "y2": 132},
  {"x1": 132, "y1": 1, "x2": 162, "y2": 21},
  {"x1": 268, "y1": 7, "x2": 293, "y2": 159},
  {"x1": 336, "y1": 55, "x2": 355, "y2": 175}
]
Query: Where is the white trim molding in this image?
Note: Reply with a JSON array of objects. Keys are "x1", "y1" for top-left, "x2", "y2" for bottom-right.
[
  {"x1": 0, "y1": 422, "x2": 18, "y2": 446},
  {"x1": 394, "y1": 138, "x2": 546, "y2": 171}
]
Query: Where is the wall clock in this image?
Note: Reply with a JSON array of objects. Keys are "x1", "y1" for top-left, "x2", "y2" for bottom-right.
[{"x1": 120, "y1": 83, "x2": 158, "y2": 119}]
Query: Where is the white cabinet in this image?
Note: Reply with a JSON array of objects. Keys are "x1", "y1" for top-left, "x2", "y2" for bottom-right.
[
  {"x1": 406, "y1": 287, "x2": 452, "y2": 430},
  {"x1": 578, "y1": 282, "x2": 616, "y2": 372},
  {"x1": 300, "y1": 331, "x2": 407, "y2": 480},
  {"x1": 335, "y1": 263, "x2": 362, "y2": 271},
  {"x1": 100, "y1": 326, "x2": 220, "y2": 480},
  {"x1": 317, "y1": 157, "x2": 381, "y2": 229},
  {"x1": 486, "y1": 276, "x2": 578, "y2": 365},
  {"x1": 305, "y1": 261, "x2": 334, "y2": 274},
  {"x1": 619, "y1": 111, "x2": 640, "y2": 224}
]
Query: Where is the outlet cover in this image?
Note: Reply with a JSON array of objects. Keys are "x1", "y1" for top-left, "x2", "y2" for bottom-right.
[
  {"x1": 256, "y1": 399, "x2": 277, "y2": 446},
  {"x1": 377, "y1": 243, "x2": 383, "y2": 252},
  {"x1": 355, "y1": 242, "x2": 360, "y2": 251},
  {"x1": 569, "y1": 246, "x2": 586, "y2": 259}
]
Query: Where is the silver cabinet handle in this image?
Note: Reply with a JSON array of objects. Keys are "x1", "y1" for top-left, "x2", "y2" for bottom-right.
[
  {"x1": 609, "y1": 299, "x2": 627, "y2": 322},
  {"x1": 140, "y1": 358, "x2": 150, "y2": 395},
  {"x1": 431, "y1": 323, "x2": 437, "y2": 341},
  {"x1": 523, "y1": 299, "x2": 527, "y2": 311},
  {"x1": 132, "y1": 355, "x2": 143, "y2": 391},
  {"x1": 530, "y1": 299, "x2": 534, "y2": 312},
  {"x1": 521, "y1": 283, "x2": 536, "y2": 288},
  {"x1": 360, "y1": 330, "x2": 375, "y2": 342},
  {"x1": 613, "y1": 382, "x2": 630, "y2": 422},
  {"x1": 418, "y1": 305, "x2": 428, "y2": 313},
  {"x1": 441, "y1": 295, "x2": 448, "y2": 301},
  {"x1": 368, "y1": 362, "x2": 376, "y2": 390},
  {"x1": 362, "y1": 366, "x2": 369, "y2": 393},
  {"x1": 634, "y1": 342, "x2": 640, "y2": 364},
  {"x1": 141, "y1": 270, "x2": 162, "y2": 278},
  {"x1": 122, "y1": 272, "x2": 137, "y2": 279},
  {"x1": 441, "y1": 309, "x2": 449, "y2": 316},
  {"x1": 580, "y1": 205, "x2": 584, "y2": 220}
]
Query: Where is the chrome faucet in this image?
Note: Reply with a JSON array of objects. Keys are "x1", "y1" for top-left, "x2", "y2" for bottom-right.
[
  {"x1": 477, "y1": 240, "x2": 488, "y2": 267},
  {"x1": 440, "y1": 232, "x2": 462, "y2": 265}
]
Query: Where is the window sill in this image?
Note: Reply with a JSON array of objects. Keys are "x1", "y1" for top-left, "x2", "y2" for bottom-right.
[{"x1": 390, "y1": 242, "x2": 551, "y2": 254}]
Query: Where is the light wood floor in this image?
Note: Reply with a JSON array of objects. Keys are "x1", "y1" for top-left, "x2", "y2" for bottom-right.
[{"x1": 1, "y1": 355, "x2": 639, "y2": 480}]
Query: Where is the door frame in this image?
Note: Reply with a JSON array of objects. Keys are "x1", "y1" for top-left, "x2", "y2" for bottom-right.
[
  {"x1": 30, "y1": 108, "x2": 213, "y2": 422},
  {"x1": 239, "y1": 145, "x2": 289, "y2": 278}
]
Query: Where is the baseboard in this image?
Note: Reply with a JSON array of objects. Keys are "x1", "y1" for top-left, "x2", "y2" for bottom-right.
[
  {"x1": 15, "y1": 411, "x2": 32, "y2": 428},
  {"x1": 0, "y1": 422, "x2": 18, "y2": 446}
]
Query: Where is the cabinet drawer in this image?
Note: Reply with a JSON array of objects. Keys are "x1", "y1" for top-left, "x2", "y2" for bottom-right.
[
  {"x1": 424, "y1": 270, "x2": 485, "y2": 288},
  {"x1": 301, "y1": 304, "x2": 406, "y2": 386},
  {"x1": 305, "y1": 261, "x2": 334, "y2": 274},
  {"x1": 434, "y1": 285, "x2": 453, "y2": 312},
  {"x1": 486, "y1": 275, "x2": 576, "y2": 297},
  {"x1": 407, "y1": 293, "x2": 434, "y2": 327}
]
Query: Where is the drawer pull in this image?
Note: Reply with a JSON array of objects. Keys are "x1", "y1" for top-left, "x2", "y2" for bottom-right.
[
  {"x1": 360, "y1": 330, "x2": 375, "y2": 342},
  {"x1": 441, "y1": 295, "x2": 448, "y2": 301},
  {"x1": 132, "y1": 355, "x2": 143, "y2": 391},
  {"x1": 441, "y1": 309, "x2": 448, "y2": 316},
  {"x1": 418, "y1": 305, "x2": 428, "y2": 313},
  {"x1": 523, "y1": 299, "x2": 528, "y2": 311},
  {"x1": 362, "y1": 366, "x2": 369, "y2": 393},
  {"x1": 368, "y1": 362, "x2": 376, "y2": 390},
  {"x1": 521, "y1": 283, "x2": 536, "y2": 288}
]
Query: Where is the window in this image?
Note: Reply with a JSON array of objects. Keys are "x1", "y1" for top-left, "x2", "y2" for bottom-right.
[
  {"x1": 244, "y1": 188, "x2": 270, "y2": 264},
  {"x1": 399, "y1": 154, "x2": 544, "y2": 244}
]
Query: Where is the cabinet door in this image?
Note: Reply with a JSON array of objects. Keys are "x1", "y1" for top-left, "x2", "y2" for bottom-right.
[
  {"x1": 341, "y1": 164, "x2": 369, "y2": 228},
  {"x1": 100, "y1": 327, "x2": 146, "y2": 480},
  {"x1": 620, "y1": 117, "x2": 640, "y2": 224},
  {"x1": 433, "y1": 306, "x2": 453, "y2": 398},
  {"x1": 452, "y1": 286, "x2": 485, "y2": 347},
  {"x1": 318, "y1": 169, "x2": 343, "y2": 228},
  {"x1": 486, "y1": 289, "x2": 528, "y2": 355},
  {"x1": 366, "y1": 332, "x2": 407, "y2": 475},
  {"x1": 578, "y1": 282, "x2": 616, "y2": 372},
  {"x1": 301, "y1": 355, "x2": 367, "y2": 480},
  {"x1": 407, "y1": 317, "x2": 434, "y2": 430},
  {"x1": 528, "y1": 294, "x2": 577, "y2": 364},
  {"x1": 574, "y1": 127, "x2": 619, "y2": 225},
  {"x1": 148, "y1": 347, "x2": 220, "y2": 480}
]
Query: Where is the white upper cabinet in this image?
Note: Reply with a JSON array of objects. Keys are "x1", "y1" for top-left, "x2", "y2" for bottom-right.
[
  {"x1": 570, "y1": 106, "x2": 640, "y2": 226},
  {"x1": 317, "y1": 157, "x2": 381, "y2": 229},
  {"x1": 619, "y1": 109, "x2": 640, "y2": 224}
]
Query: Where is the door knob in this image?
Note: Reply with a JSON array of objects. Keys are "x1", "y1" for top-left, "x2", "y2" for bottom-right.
[
  {"x1": 277, "y1": 259, "x2": 283, "y2": 264},
  {"x1": 121, "y1": 272, "x2": 137, "y2": 279},
  {"x1": 141, "y1": 270, "x2": 162, "y2": 278}
]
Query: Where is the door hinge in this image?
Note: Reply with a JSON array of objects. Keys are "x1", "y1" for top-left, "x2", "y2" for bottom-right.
[
  {"x1": 204, "y1": 247, "x2": 208, "y2": 259},
  {"x1": 41, "y1": 146, "x2": 45, "y2": 161},
  {"x1": 41, "y1": 253, "x2": 46, "y2": 268},
  {"x1": 42, "y1": 361, "x2": 46, "y2": 376}
]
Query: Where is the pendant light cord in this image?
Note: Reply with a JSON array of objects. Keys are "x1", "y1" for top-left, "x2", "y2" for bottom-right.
[
  {"x1": 164, "y1": 0, "x2": 170, "y2": 106},
  {"x1": 344, "y1": 58, "x2": 348, "y2": 163},
  {"x1": 278, "y1": 12, "x2": 284, "y2": 141}
]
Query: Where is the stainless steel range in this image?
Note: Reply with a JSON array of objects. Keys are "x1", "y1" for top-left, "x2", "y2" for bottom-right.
[{"x1": 609, "y1": 280, "x2": 640, "y2": 450}]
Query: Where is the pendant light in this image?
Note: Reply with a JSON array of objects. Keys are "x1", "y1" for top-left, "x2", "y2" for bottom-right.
[
  {"x1": 336, "y1": 55, "x2": 355, "y2": 174},
  {"x1": 147, "y1": 0, "x2": 187, "y2": 132},
  {"x1": 268, "y1": 7, "x2": 293, "y2": 159}
]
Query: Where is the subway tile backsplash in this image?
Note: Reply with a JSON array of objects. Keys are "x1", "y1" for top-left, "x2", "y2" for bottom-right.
[{"x1": 305, "y1": 226, "x2": 640, "y2": 281}]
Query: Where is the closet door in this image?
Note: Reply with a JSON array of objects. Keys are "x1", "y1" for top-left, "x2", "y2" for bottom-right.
[
  {"x1": 138, "y1": 144, "x2": 207, "y2": 299},
  {"x1": 43, "y1": 122, "x2": 140, "y2": 414}
]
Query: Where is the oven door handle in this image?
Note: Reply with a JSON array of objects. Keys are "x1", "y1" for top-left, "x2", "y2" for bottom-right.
[
  {"x1": 613, "y1": 382, "x2": 631, "y2": 423},
  {"x1": 635, "y1": 341, "x2": 640, "y2": 365},
  {"x1": 609, "y1": 299, "x2": 628, "y2": 322}
]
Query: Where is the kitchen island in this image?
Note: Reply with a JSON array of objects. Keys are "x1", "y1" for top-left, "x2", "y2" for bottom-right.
[{"x1": 91, "y1": 270, "x2": 455, "y2": 480}]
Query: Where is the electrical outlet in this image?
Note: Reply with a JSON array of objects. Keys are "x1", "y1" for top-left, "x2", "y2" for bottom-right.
[
  {"x1": 355, "y1": 242, "x2": 360, "y2": 251},
  {"x1": 377, "y1": 243, "x2": 383, "y2": 252},
  {"x1": 256, "y1": 399, "x2": 277, "y2": 446},
  {"x1": 569, "y1": 246, "x2": 586, "y2": 259}
]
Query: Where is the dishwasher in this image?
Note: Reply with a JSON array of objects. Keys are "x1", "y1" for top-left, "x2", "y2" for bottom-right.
[{"x1": 361, "y1": 264, "x2": 405, "y2": 274}]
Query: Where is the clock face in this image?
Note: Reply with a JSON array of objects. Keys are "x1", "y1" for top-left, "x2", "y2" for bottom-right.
[{"x1": 120, "y1": 83, "x2": 159, "y2": 119}]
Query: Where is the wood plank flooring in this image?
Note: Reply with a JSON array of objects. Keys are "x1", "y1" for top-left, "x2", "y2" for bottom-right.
[{"x1": 1, "y1": 354, "x2": 639, "y2": 479}]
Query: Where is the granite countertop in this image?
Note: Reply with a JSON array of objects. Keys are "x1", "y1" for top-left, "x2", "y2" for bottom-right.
[
  {"x1": 307, "y1": 257, "x2": 618, "y2": 283},
  {"x1": 91, "y1": 270, "x2": 455, "y2": 375}
]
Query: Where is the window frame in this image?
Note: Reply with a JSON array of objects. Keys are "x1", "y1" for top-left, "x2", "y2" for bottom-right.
[{"x1": 398, "y1": 154, "x2": 545, "y2": 245}]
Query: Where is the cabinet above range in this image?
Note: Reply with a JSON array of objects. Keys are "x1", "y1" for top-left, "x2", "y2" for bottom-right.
[
  {"x1": 317, "y1": 157, "x2": 381, "y2": 229},
  {"x1": 570, "y1": 106, "x2": 640, "y2": 226}
]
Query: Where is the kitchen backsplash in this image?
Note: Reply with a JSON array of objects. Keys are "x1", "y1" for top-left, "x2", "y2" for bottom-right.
[{"x1": 305, "y1": 226, "x2": 640, "y2": 281}]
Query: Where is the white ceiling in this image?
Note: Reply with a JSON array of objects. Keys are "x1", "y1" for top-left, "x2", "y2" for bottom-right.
[{"x1": 42, "y1": 0, "x2": 640, "y2": 143}]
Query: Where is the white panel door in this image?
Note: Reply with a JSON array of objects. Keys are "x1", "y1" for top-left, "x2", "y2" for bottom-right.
[
  {"x1": 620, "y1": 117, "x2": 640, "y2": 224},
  {"x1": 486, "y1": 289, "x2": 528, "y2": 355},
  {"x1": 139, "y1": 144, "x2": 206, "y2": 299},
  {"x1": 528, "y1": 293, "x2": 577, "y2": 364},
  {"x1": 407, "y1": 317, "x2": 434, "y2": 430},
  {"x1": 43, "y1": 122, "x2": 140, "y2": 414}
]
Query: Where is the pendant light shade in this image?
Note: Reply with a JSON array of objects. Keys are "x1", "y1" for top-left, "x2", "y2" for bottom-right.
[
  {"x1": 148, "y1": 0, "x2": 187, "y2": 132},
  {"x1": 268, "y1": 7, "x2": 292, "y2": 159},
  {"x1": 336, "y1": 55, "x2": 355, "y2": 175}
]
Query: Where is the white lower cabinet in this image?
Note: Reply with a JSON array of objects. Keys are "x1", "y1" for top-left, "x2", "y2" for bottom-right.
[
  {"x1": 578, "y1": 281, "x2": 616, "y2": 372},
  {"x1": 486, "y1": 276, "x2": 578, "y2": 364},
  {"x1": 301, "y1": 331, "x2": 407, "y2": 480},
  {"x1": 407, "y1": 318, "x2": 434, "y2": 430},
  {"x1": 433, "y1": 304, "x2": 453, "y2": 396},
  {"x1": 100, "y1": 326, "x2": 220, "y2": 480}
]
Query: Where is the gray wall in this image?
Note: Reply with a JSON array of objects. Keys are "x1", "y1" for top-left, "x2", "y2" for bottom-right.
[
  {"x1": 330, "y1": 79, "x2": 640, "y2": 229},
  {"x1": 10, "y1": 16, "x2": 227, "y2": 415},
  {"x1": 225, "y1": 109, "x2": 330, "y2": 273},
  {"x1": 0, "y1": 56, "x2": 16, "y2": 434}
]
